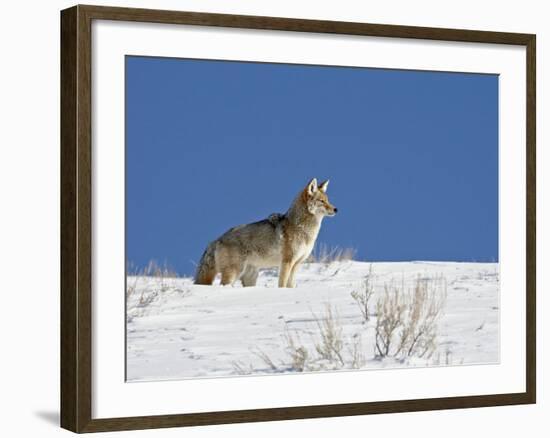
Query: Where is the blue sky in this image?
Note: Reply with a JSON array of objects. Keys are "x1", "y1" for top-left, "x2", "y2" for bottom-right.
[{"x1": 126, "y1": 56, "x2": 499, "y2": 276}]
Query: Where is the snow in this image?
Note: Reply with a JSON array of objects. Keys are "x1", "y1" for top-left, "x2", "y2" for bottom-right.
[{"x1": 126, "y1": 261, "x2": 499, "y2": 382}]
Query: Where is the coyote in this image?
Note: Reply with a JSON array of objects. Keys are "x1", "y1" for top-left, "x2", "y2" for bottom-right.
[{"x1": 195, "y1": 178, "x2": 337, "y2": 288}]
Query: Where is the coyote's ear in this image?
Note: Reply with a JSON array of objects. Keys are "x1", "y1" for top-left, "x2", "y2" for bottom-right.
[
  {"x1": 306, "y1": 178, "x2": 318, "y2": 195},
  {"x1": 319, "y1": 180, "x2": 330, "y2": 193}
]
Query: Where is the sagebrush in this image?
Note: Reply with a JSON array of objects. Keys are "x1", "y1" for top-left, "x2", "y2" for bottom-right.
[{"x1": 374, "y1": 276, "x2": 447, "y2": 359}]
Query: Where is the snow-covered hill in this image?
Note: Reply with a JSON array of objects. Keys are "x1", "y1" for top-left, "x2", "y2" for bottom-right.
[{"x1": 126, "y1": 261, "x2": 499, "y2": 382}]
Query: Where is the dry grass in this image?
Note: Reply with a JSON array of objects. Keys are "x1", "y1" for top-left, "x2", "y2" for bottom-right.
[
  {"x1": 308, "y1": 243, "x2": 357, "y2": 264},
  {"x1": 312, "y1": 304, "x2": 346, "y2": 367},
  {"x1": 283, "y1": 330, "x2": 309, "y2": 372},
  {"x1": 126, "y1": 275, "x2": 140, "y2": 299},
  {"x1": 126, "y1": 260, "x2": 188, "y2": 323},
  {"x1": 129, "y1": 260, "x2": 179, "y2": 278},
  {"x1": 126, "y1": 260, "x2": 180, "y2": 298},
  {"x1": 255, "y1": 304, "x2": 365, "y2": 373},
  {"x1": 231, "y1": 361, "x2": 254, "y2": 375},
  {"x1": 252, "y1": 348, "x2": 278, "y2": 371}
]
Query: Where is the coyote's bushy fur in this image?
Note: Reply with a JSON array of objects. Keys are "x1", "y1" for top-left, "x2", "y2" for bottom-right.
[{"x1": 195, "y1": 178, "x2": 337, "y2": 288}]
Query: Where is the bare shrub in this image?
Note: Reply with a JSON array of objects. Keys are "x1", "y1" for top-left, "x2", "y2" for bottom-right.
[
  {"x1": 375, "y1": 276, "x2": 447, "y2": 359},
  {"x1": 351, "y1": 265, "x2": 375, "y2": 322},
  {"x1": 397, "y1": 277, "x2": 447, "y2": 358},
  {"x1": 374, "y1": 281, "x2": 407, "y2": 357},
  {"x1": 309, "y1": 243, "x2": 357, "y2": 264}
]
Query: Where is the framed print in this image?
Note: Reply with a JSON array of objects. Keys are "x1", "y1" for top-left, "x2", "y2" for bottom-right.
[{"x1": 60, "y1": 4, "x2": 536, "y2": 433}]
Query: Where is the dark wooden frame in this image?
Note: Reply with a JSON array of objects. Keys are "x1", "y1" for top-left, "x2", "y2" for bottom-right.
[{"x1": 61, "y1": 4, "x2": 536, "y2": 433}]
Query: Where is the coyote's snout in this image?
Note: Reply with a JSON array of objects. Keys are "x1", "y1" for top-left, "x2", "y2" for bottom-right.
[{"x1": 195, "y1": 178, "x2": 337, "y2": 288}]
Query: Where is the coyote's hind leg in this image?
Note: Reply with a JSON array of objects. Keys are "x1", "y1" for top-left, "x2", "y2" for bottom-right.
[
  {"x1": 241, "y1": 265, "x2": 259, "y2": 287},
  {"x1": 221, "y1": 266, "x2": 240, "y2": 286}
]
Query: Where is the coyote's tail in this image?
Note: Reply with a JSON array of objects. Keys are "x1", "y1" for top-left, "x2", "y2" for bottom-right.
[{"x1": 194, "y1": 241, "x2": 217, "y2": 285}]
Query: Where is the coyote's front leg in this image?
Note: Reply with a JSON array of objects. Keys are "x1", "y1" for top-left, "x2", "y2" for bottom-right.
[
  {"x1": 278, "y1": 259, "x2": 292, "y2": 288},
  {"x1": 287, "y1": 256, "x2": 305, "y2": 288}
]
